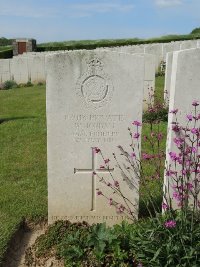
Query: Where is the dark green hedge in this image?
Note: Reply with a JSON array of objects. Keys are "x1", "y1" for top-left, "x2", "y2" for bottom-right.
[
  {"x1": 0, "y1": 49, "x2": 13, "y2": 59},
  {"x1": 37, "y1": 34, "x2": 200, "y2": 52}
]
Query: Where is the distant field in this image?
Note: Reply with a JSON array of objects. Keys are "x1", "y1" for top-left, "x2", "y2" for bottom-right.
[{"x1": 0, "y1": 77, "x2": 165, "y2": 263}]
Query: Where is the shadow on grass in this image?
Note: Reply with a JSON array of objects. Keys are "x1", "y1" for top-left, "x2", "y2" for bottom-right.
[{"x1": 0, "y1": 116, "x2": 37, "y2": 125}]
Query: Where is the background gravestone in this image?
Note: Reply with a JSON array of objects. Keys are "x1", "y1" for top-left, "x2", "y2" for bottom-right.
[
  {"x1": 144, "y1": 44, "x2": 163, "y2": 71},
  {"x1": 0, "y1": 59, "x2": 11, "y2": 83},
  {"x1": 28, "y1": 54, "x2": 46, "y2": 84},
  {"x1": 10, "y1": 56, "x2": 29, "y2": 84},
  {"x1": 164, "y1": 48, "x2": 200, "y2": 208},
  {"x1": 163, "y1": 42, "x2": 181, "y2": 60},
  {"x1": 164, "y1": 51, "x2": 174, "y2": 105},
  {"x1": 46, "y1": 50, "x2": 145, "y2": 225}
]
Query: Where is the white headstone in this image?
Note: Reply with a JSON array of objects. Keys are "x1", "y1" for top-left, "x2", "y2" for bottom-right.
[
  {"x1": 46, "y1": 50, "x2": 145, "y2": 225},
  {"x1": 0, "y1": 59, "x2": 11, "y2": 83},
  {"x1": 164, "y1": 48, "x2": 200, "y2": 209},
  {"x1": 142, "y1": 54, "x2": 156, "y2": 110},
  {"x1": 163, "y1": 42, "x2": 181, "y2": 60},
  {"x1": 180, "y1": 40, "x2": 197, "y2": 50},
  {"x1": 10, "y1": 57, "x2": 29, "y2": 84},
  {"x1": 164, "y1": 52, "x2": 174, "y2": 105},
  {"x1": 97, "y1": 48, "x2": 155, "y2": 111},
  {"x1": 28, "y1": 54, "x2": 46, "y2": 83},
  {"x1": 120, "y1": 45, "x2": 145, "y2": 54},
  {"x1": 144, "y1": 44, "x2": 163, "y2": 70}
]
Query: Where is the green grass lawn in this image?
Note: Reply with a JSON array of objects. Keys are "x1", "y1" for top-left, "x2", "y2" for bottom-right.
[
  {"x1": 0, "y1": 85, "x2": 47, "y2": 262},
  {"x1": 0, "y1": 46, "x2": 11, "y2": 52},
  {"x1": 155, "y1": 76, "x2": 165, "y2": 103},
  {"x1": 0, "y1": 77, "x2": 166, "y2": 263}
]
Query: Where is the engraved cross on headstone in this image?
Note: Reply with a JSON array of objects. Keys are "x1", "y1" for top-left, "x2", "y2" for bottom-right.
[{"x1": 74, "y1": 147, "x2": 114, "y2": 211}]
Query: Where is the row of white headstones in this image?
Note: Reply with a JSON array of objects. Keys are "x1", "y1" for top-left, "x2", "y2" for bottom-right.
[{"x1": 46, "y1": 48, "x2": 200, "y2": 226}]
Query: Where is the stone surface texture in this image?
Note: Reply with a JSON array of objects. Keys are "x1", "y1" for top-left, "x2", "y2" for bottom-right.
[
  {"x1": 10, "y1": 56, "x2": 29, "y2": 83},
  {"x1": 46, "y1": 50, "x2": 145, "y2": 225},
  {"x1": 164, "y1": 48, "x2": 200, "y2": 208},
  {"x1": 164, "y1": 52, "x2": 173, "y2": 105},
  {"x1": 0, "y1": 59, "x2": 11, "y2": 83}
]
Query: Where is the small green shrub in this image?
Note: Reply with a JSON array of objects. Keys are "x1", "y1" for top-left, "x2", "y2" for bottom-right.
[
  {"x1": 26, "y1": 81, "x2": 33, "y2": 87},
  {"x1": 3, "y1": 80, "x2": 18, "y2": 89},
  {"x1": 37, "y1": 81, "x2": 45, "y2": 86}
]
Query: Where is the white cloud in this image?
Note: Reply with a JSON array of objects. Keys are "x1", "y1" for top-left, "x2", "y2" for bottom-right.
[{"x1": 155, "y1": 0, "x2": 183, "y2": 7}]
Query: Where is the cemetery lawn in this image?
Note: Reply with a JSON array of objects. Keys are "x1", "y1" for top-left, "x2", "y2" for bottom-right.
[
  {"x1": 0, "y1": 85, "x2": 47, "y2": 263},
  {"x1": 0, "y1": 77, "x2": 165, "y2": 263}
]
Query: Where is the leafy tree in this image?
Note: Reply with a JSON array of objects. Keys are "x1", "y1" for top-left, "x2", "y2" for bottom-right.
[{"x1": 190, "y1": 27, "x2": 200, "y2": 34}]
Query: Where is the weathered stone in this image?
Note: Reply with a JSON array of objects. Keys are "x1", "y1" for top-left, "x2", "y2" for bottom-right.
[
  {"x1": 10, "y1": 56, "x2": 29, "y2": 83},
  {"x1": 164, "y1": 52, "x2": 174, "y2": 105},
  {"x1": 144, "y1": 44, "x2": 163, "y2": 70},
  {"x1": 28, "y1": 54, "x2": 46, "y2": 83},
  {"x1": 46, "y1": 50, "x2": 145, "y2": 225},
  {"x1": 164, "y1": 48, "x2": 200, "y2": 208},
  {"x1": 0, "y1": 59, "x2": 11, "y2": 83}
]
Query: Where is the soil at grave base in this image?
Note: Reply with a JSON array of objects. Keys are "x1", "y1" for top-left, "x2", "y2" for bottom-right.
[{"x1": 2, "y1": 220, "x2": 64, "y2": 267}]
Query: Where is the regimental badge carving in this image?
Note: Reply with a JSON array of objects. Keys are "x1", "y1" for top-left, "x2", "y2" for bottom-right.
[{"x1": 76, "y1": 57, "x2": 114, "y2": 109}]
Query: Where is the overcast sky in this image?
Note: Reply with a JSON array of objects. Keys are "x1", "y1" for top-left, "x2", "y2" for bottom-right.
[{"x1": 0, "y1": 0, "x2": 200, "y2": 43}]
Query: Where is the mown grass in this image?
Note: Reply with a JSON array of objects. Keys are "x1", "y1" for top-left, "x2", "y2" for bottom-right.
[
  {"x1": 0, "y1": 77, "x2": 165, "y2": 263},
  {"x1": 0, "y1": 46, "x2": 11, "y2": 52},
  {"x1": 0, "y1": 85, "x2": 47, "y2": 263}
]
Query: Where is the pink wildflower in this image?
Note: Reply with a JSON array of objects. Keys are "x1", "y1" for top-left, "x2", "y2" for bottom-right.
[
  {"x1": 169, "y1": 152, "x2": 180, "y2": 161},
  {"x1": 133, "y1": 133, "x2": 140, "y2": 139},
  {"x1": 104, "y1": 159, "x2": 110, "y2": 164},
  {"x1": 114, "y1": 181, "x2": 119, "y2": 187},
  {"x1": 130, "y1": 152, "x2": 136, "y2": 158},
  {"x1": 116, "y1": 204, "x2": 125, "y2": 213},
  {"x1": 186, "y1": 182, "x2": 193, "y2": 190},
  {"x1": 164, "y1": 220, "x2": 176, "y2": 228},
  {"x1": 142, "y1": 153, "x2": 152, "y2": 160},
  {"x1": 94, "y1": 147, "x2": 101, "y2": 153},
  {"x1": 173, "y1": 191, "x2": 182, "y2": 201},
  {"x1": 186, "y1": 114, "x2": 193, "y2": 121},
  {"x1": 162, "y1": 203, "x2": 169, "y2": 210},
  {"x1": 191, "y1": 128, "x2": 199, "y2": 135},
  {"x1": 173, "y1": 137, "x2": 184, "y2": 147},
  {"x1": 166, "y1": 170, "x2": 176, "y2": 176},
  {"x1": 109, "y1": 198, "x2": 113, "y2": 205},
  {"x1": 172, "y1": 124, "x2": 180, "y2": 132},
  {"x1": 192, "y1": 147, "x2": 197, "y2": 153},
  {"x1": 157, "y1": 133, "x2": 163, "y2": 140},
  {"x1": 143, "y1": 135, "x2": 147, "y2": 141},
  {"x1": 192, "y1": 100, "x2": 199, "y2": 106},
  {"x1": 97, "y1": 190, "x2": 102, "y2": 196},
  {"x1": 132, "y1": 120, "x2": 142, "y2": 127},
  {"x1": 170, "y1": 109, "x2": 178, "y2": 114}
]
